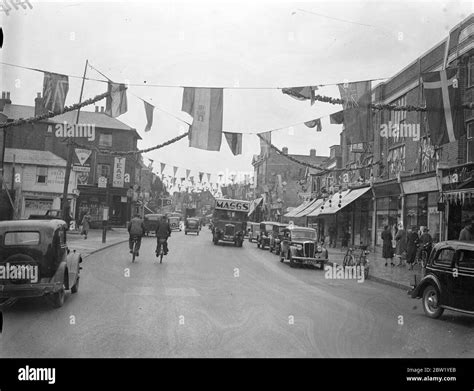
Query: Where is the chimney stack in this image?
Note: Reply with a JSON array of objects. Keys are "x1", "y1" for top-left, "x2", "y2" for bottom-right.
[
  {"x1": 0, "y1": 91, "x2": 12, "y2": 111},
  {"x1": 310, "y1": 149, "x2": 316, "y2": 157},
  {"x1": 282, "y1": 147, "x2": 288, "y2": 155},
  {"x1": 35, "y1": 92, "x2": 47, "y2": 117}
]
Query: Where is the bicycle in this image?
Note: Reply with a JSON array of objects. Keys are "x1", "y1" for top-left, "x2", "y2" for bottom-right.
[
  {"x1": 413, "y1": 243, "x2": 431, "y2": 269},
  {"x1": 156, "y1": 238, "x2": 167, "y2": 264},
  {"x1": 130, "y1": 236, "x2": 140, "y2": 263}
]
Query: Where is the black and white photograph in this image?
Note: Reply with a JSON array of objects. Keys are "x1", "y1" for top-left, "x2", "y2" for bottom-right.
[{"x1": 0, "y1": 0, "x2": 473, "y2": 387}]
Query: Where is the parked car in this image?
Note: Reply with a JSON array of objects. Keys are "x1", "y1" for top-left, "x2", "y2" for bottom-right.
[
  {"x1": 257, "y1": 221, "x2": 274, "y2": 250},
  {"x1": 247, "y1": 222, "x2": 260, "y2": 243},
  {"x1": 410, "y1": 240, "x2": 474, "y2": 318},
  {"x1": 269, "y1": 222, "x2": 289, "y2": 254},
  {"x1": 144, "y1": 214, "x2": 164, "y2": 236},
  {"x1": 185, "y1": 217, "x2": 200, "y2": 235},
  {"x1": 0, "y1": 219, "x2": 82, "y2": 309},
  {"x1": 28, "y1": 209, "x2": 62, "y2": 220},
  {"x1": 169, "y1": 216, "x2": 181, "y2": 231},
  {"x1": 279, "y1": 226, "x2": 328, "y2": 269}
]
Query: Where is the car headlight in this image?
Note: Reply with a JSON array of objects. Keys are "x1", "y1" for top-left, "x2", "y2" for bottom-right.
[{"x1": 295, "y1": 244, "x2": 303, "y2": 251}]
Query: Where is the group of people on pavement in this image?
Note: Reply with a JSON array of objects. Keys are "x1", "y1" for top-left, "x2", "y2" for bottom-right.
[
  {"x1": 127, "y1": 214, "x2": 171, "y2": 258},
  {"x1": 381, "y1": 224, "x2": 433, "y2": 270}
]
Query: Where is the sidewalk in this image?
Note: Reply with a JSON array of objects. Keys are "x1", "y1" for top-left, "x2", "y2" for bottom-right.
[
  {"x1": 327, "y1": 246, "x2": 422, "y2": 290},
  {"x1": 67, "y1": 228, "x2": 129, "y2": 258}
]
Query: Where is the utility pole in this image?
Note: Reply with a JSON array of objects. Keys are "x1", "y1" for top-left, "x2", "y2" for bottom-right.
[{"x1": 62, "y1": 59, "x2": 88, "y2": 222}]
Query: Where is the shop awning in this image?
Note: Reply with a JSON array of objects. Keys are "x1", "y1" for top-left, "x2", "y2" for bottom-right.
[
  {"x1": 310, "y1": 187, "x2": 371, "y2": 216},
  {"x1": 294, "y1": 198, "x2": 326, "y2": 218},
  {"x1": 290, "y1": 198, "x2": 322, "y2": 218},
  {"x1": 307, "y1": 189, "x2": 351, "y2": 217},
  {"x1": 247, "y1": 197, "x2": 263, "y2": 216},
  {"x1": 284, "y1": 199, "x2": 311, "y2": 218}
]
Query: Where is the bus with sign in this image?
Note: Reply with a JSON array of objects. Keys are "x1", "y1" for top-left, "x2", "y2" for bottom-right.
[{"x1": 211, "y1": 199, "x2": 249, "y2": 247}]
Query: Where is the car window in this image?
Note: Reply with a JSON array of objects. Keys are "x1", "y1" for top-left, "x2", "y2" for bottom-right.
[
  {"x1": 4, "y1": 231, "x2": 40, "y2": 246},
  {"x1": 458, "y1": 250, "x2": 474, "y2": 270},
  {"x1": 434, "y1": 248, "x2": 455, "y2": 267}
]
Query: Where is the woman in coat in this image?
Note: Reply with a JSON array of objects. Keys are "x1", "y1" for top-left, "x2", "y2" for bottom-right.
[
  {"x1": 406, "y1": 226, "x2": 419, "y2": 270},
  {"x1": 81, "y1": 211, "x2": 91, "y2": 240},
  {"x1": 395, "y1": 223, "x2": 407, "y2": 267},
  {"x1": 381, "y1": 225, "x2": 394, "y2": 266}
]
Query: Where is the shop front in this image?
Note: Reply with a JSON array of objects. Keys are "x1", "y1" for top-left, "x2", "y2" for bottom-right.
[{"x1": 373, "y1": 179, "x2": 402, "y2": 247}]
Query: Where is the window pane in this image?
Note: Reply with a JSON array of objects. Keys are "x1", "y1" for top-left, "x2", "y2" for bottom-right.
[
  {"x1": 434, "y1": 249, "x2": 455, "y2": 267},
  {"x1": 4, "y1": 232, "x2": 40, "y2": 246},
  {"x1": 460, "y1": 250, "x2": 474, "y2": 269}
]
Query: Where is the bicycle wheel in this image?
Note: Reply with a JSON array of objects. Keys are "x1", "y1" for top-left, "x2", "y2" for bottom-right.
[{"x1": 343, "y1": 254, "x2": 354, "y2": 267}]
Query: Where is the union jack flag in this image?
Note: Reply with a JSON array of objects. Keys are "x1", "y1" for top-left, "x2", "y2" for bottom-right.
[{"x1": 42, "y1": 72, "x2": 69, "y2": 112}]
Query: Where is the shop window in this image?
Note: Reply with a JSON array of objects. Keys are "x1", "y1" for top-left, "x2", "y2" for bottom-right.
[
  {"x1": 36, "y1": 166, "x2": 48, "y2": 184},
  {"x1": 418, "y1": 193, "x2": 428, "y2": 227},
  {"x1": 97, "y1": 164, "x2": 110, "y2": 179},
  {"x1": 99, "y1": 133, "x2": 113, "y2": 148},
  {"x1": 405, "y1": 194, "x2": 418, "y2": 228},
  {"x1": 467, "y1": 122, "x2": 474, "y2": 163}
]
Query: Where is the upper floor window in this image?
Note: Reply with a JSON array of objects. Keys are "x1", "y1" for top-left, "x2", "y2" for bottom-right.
[
  {"x1": 36, "y1": 166, "x2": 48, "y2": 184},
  {"x1": 99, "y1": 133, "x2": 113, "y2": 148},
  {"x1": 468, "y1": 56, "x2": 474, "y2": 88},
  {"x1": 97, "y1": 164, "x2": 110, "y2": 179},
  {"x1": 388, "y1": 145, "x2": 406, "y2": 177}
]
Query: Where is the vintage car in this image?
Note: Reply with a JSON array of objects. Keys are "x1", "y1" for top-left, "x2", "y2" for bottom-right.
[
  {"x1": 257, "y1": 221, "x2": 274, "y2": 250},
  {"x1": 168, "y1": 216, "x2": 182, "y2": 231},
  {"x1": 410, "y1": 240, "x2": 474, "y2": 318},
  {"x1": 0, "y1": 219, "x2": 82, "y2": 309},
  {"x1": 212, "y1": 199, "x2": 249, "y2": 247},
  {"x1": 144, "y1": 214, "x2": 164, "y2": 236},
  {"x1": 185, "y1": 217, "x2": 200, "y2": 235},
  {"x1": 247, "y1": 222, "x2": 260, "y2": 243},
  {"x1": 279, "y1": 226, "x2": 328, "y2": 269},
  {"x1": 269, "y1": 222, "x2": 289, "y2": 254}
]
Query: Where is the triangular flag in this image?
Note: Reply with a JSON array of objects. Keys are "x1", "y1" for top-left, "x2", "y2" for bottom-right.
[
  {"x1": 182, "y1": 87, "x2": 223, "y2": 151},
  {"x1": 186, "y1": 169, "x2": 191, "y2": 179},
  {"x1": 160, "y1": 163, "x2": 166, "y2": 174},
  {"x1": 144, "y1": 101, "x2": 154, "y2": 132},
  {"x1": 330, "y1": 110, "x2": 344, "y2": 124},
  {"x1": 189, "y1": 176, "x2": 194, "y2": 184},
  {"x1": 105, "y1": 82, "x2": 128, "y2": 117},
  {"x1": 173, "y1": 166, "x2": 178, "y2": 177},
  {"x1": 282, "y1": 86, "x2": 318, "y2": 105},
  {"x1": 207, "y1": 173, "x2": 211, "y2": 183},
  {"x1": 304, "y1": 118, "x2": 322, "y2": 130},
  {"x1": 199, "y1": 172, "x2": 204, "y2": 183},
  {"x1": 42, "y1": 72, "x2": 69, "y2": 112},
  {"x1": 224, "y1": 132, "x2": 243, "y2": 155}
]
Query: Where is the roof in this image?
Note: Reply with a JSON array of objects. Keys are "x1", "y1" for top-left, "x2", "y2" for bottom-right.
[
  {"x1": 4, "y1": 148, "x2": 66, "y2": 166},
  {"x1": 2, "y1": 104, "x2": 137, "y2": 132},
  {"x1": 288, "y1": 154, "x2": 329, "y2": 167},
  {"x1": 0, "y1": 219, "x2": 67, "y2": 232},
  {"x1": 433, "y1": 241, "x2": 474, "y2": 250}
]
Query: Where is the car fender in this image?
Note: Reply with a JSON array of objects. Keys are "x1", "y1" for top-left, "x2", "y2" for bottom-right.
[
  {"x1": 411, "y1": 274, "x2": 443, "y2": 299},
  {"x1": 66, "y1": 251, "x2": 82, "y2": 287},
  {"x1": 51, "y1": 261, "x2": 68, "y2": 289}
]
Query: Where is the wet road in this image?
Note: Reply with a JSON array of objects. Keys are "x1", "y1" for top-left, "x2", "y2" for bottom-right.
[{"x1": 1, "y1": 229, "x2": 473, "y2": 357}]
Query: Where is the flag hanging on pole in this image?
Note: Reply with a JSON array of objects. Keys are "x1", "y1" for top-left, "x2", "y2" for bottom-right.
[
  {"x1": 337, "y1": 81, "x2": 371, "y2": 144},
  {"x1": 422, "y1": 67, "x2": 464, "y2": 145},
  {"x1": 105, "y1": 82, "x2": 128, "y2": 117},
  {"x1": 224, "y1": 132, "x2": 243, "y2": 155},
  {"x1": 259, "y1": 131, "x2": 272, "y2": 157},
  {"x1": 282, "y1": 86, "x2": 318, "y2": 105},
  {"x1": 182, "y1": 87, "x2": 223, "y2": 151},
  {"x1": 144, "y1": 101, "x2": 154, "y2": 132},
  {"x1": 42, "y1": 72, "x2": 69, "y2": 112},
  {"x1": 304, "y1": 118, "x2": 322, "y2": 131}
]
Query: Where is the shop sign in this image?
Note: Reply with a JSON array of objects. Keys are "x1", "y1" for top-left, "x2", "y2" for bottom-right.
[
  {"x1": 98, "y1": 176, "x2": 107, "y2": 188},
  {"x1": 402, "y1": 176, "x2": 438, "y2": 194},
  {"x1": 113, "y1": 157, "x2": 126, "y2": 188}
]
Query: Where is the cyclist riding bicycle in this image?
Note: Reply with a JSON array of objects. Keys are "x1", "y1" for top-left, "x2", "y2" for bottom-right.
[
  {"x1": 128, "y1": 213, "x2": 146, "y2": 257},
  {"x1": 155, "y1": 216, "x2": 172, "y2": 256}
]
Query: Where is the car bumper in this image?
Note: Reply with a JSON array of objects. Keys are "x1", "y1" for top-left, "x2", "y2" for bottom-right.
[
  {"x1": 0, "y1": 282, "x2": 63, "y2": 298},
  {"x1": 292, "y1": 257, "x2": 328, "y2": 266}
]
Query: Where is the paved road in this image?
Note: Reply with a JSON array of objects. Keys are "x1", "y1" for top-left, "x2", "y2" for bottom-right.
[{"x1": 1, "y1": 229, "x2": 473, "y2": 358}]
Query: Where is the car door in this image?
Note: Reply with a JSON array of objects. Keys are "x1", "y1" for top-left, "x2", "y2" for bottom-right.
[
  {"x1": 456, "y1": 249, "x2": 474, "y2": 311},
  {"x1": 431, "y1": 247, "x2": 457, "y2": 307}
]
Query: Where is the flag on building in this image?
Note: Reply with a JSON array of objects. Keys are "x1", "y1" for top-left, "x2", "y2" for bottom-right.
[
  {"x1": 422, "y1": 67, "x2": 464, "y2": 145},
  {"x1": 182, "y1": 87, "x2": 223, "y2": 151},
  {"x1": 173, "y1": 166, "x2": 178, "y2": 177},
  {"x1": 259, "y1": 131, "x2": 272, "y2": 157},
  {"x1": 160, "y1": 162, "x2": 166, "y2": 175},
  {"x1": 106, "y1": 82, "x2": 128, "y2": 117},
  {"x1": 199, "y1": 172, "x2": 204, "y2": 183},
  {"x1": 186, "y1": 169, "x2": 190, "y2": 179},
  {"x1": 329, "y1": 110, "x2": 344, "y2": 124},
  {"x1": 144, "y1": 101, "x2": 154, "y2": 132},
  {"x1": 224, "y1": 132, "x2": 243, "y2": 155},
  {"x1": 42, "y1": 72, "x2": 69, "y2": 112},
  {"x1": 282, "y1": 86, "x2": 318, "y2": 105},
  {"x1": 337, "y1": 81, "x2": 371, "y2": 144},
  {"x1": 304, "y1": 118, "x2": 322, "y2": 131},
  {"x1": 207, "y1": 173, "x2": 211, "y2": 183}
]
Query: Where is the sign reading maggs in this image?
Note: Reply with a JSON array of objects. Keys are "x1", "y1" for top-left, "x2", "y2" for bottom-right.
[{"x1": 215, "y1": 199, "x2": 250, "y2": 211}]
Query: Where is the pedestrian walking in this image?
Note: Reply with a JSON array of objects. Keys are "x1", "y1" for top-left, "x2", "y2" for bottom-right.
[
  {"x1": 381, "y1": 225, "x2": 394, "y2": 266},
  {"x1": 81, "y1": 210, "x2": 91, "y2": 240},
  {"x1": 407, "y1": 225, "x2": 419, "y2": 270},
  {"x1": 395, "y1": 223, "x2": 407, "y2": 267},
  {"x1": 459, "y1": 219, "x2": 474, "y2": 241}
]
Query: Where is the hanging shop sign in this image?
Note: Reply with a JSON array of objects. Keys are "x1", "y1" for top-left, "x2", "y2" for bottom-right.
[
  {"x1": 73, "y1": 148, "x2": 92, "y2": 173},
  {"x1": 113, "y1": 157, "x2": 126, "y2": 188}
]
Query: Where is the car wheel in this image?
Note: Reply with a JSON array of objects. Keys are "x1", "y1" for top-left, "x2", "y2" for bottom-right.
[
  {"x1": 257, "y1": 242, "x2": 260, "y2": 248},
  {"x1": 289, "y1": 252, "x2": 295, "y2": 268},
  {"x1": 50, "y1": 282, "x2": 66, "y2": 308},
  {"x1": 185, "y1": 231, "x2": 187, "y2": 235},
  {"x1": 422, "y1": 285, "x2": 444, "y2": 319},
  {"x1": 269, "y1": 246, "x2": 273, "y2": 253},
  {"x1": 71, "y1": 277, "x2": 80, "y2": 294}
]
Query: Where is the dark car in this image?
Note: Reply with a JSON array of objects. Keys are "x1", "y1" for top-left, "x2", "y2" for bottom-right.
[
  {"x1": 185, "y1": 218, "x2": 200, "y2": 235},
  {"x1": 280, "y1": 226, "x2": 328, "y2": 269},
  {"x1": 0, "y1": 219, "x2": 82, "y2": 309},
  {"x1": 257, "y1": 222, "x2": 274, "y2": 250},
  {"x1": 410, "y1": 240, "x2": 474, "y2": 318},
  {"x1": 144, "y1": 214, "x2": 164, "y2": 236},
  {"x1": 269, "y1": 222, "x2": 289, "y2": 254},
  {"x1": 248, "y1": 222, "x2": 260, "y2": 243}
]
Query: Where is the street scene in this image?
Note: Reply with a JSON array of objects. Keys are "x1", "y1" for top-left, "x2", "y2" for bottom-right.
[{"x1": 0, "y1": 0, "x2": 473, "y2": 367}]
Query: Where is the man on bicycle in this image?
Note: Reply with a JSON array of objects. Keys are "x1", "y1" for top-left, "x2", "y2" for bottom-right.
[
  {"x1": 155, "y1": 215, "x2": 171, "y2": 256},
  {"x1": 128, "y1": 213, "x2": 145, "y2": 256}
]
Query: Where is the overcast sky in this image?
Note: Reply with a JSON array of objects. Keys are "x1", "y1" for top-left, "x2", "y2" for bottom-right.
[{"x1": 2, "y1": 0, "x2": 472, "y2": 184}]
